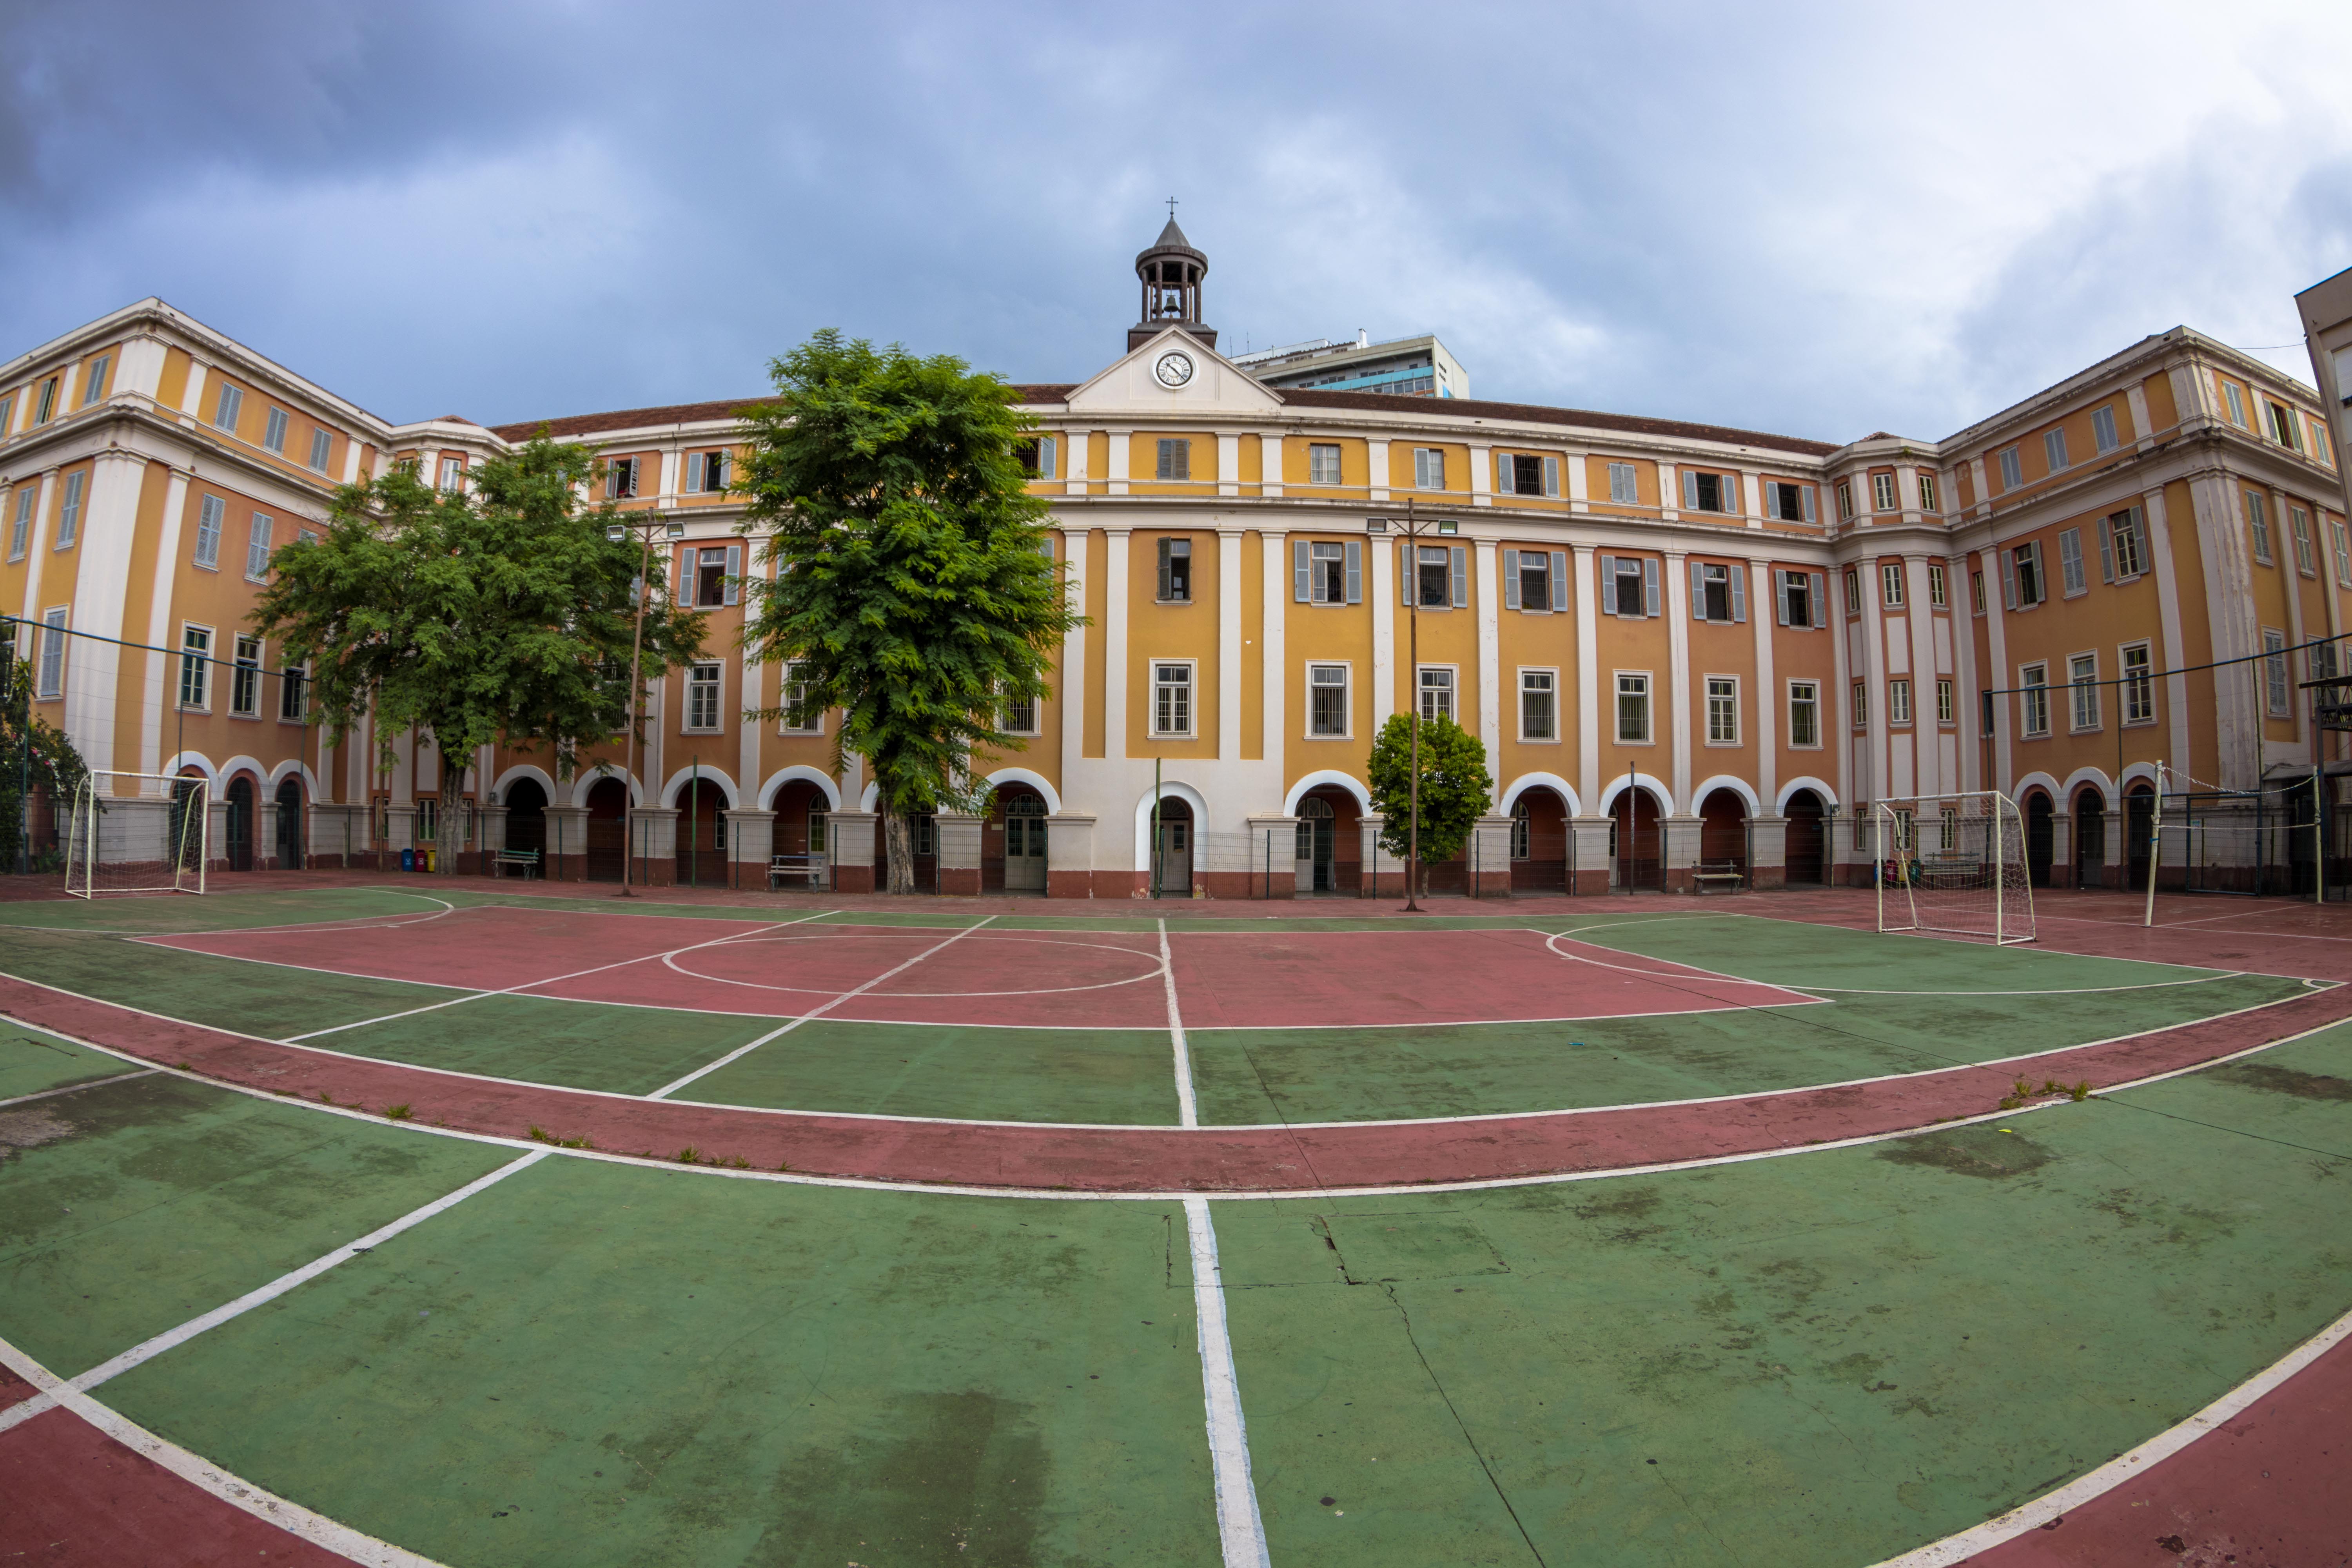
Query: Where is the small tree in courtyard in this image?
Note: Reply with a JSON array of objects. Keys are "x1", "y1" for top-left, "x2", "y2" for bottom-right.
[
  {"x1": 1365, "y1": 711, "x2": 1494, "y2": 894},
  {"x1": 0, "y1": 634, "x2": 91, "y2": 873},
  {"x1": 733, "y1": 330, "x2": 1082, "y2": 893},
  {"x1": 250, "y1": 438, "x2": 706, "y2": 875}
]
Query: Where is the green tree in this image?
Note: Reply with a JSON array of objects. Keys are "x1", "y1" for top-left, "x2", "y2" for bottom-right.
[
  {"x1": 1, "y1": 630, "x2": 92, "y2": 873},
  {"x1": 250, "y1": 438, "x2": 705, "y2": 875},
  {"x1": 1365, "y1": 711, "x2": 1494, "y2": 893},
  {"x1": 734, "y1": 330, "x2": 1082, "y2": 893}
]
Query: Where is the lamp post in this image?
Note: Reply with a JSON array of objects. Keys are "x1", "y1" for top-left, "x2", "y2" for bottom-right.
[
  {"x1": 606, "y1": 511, "x2": 685, "y2": 897},
  {"x1": 1376, "y1": 499, "x2": 1456, "y2": 913}
]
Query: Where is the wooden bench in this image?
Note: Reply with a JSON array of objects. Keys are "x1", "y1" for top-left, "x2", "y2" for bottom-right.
[
  {"x1": 1692, "y1": 860, "x2": 1744, "y2": 893},
  {"x1": 769, "y1": 854, "x2": 828, "y2": 891},
  {"x1": 491, "y1": 848, "x2": 540, "y2": 880}
]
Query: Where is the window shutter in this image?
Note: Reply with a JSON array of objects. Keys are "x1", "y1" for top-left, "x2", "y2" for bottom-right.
[
  {"x1": 1294, "y1": 539, "x2": 1310, "y2": 602},
  {"x1": 1999, "y1": 549, "x2": 2018, "y2": 610},
  {"x1": 2130, "y1": 508, "x2": 2148, "y2": 573},
  {"x1": 1681, "y1": 470, "x2": 1698, "y2": 510},
  {"x1": 1158, "y1": 537, "x2": 1173, "y2": 600},
  {"x1": 1809, "y1": 572, "x2": 1826, "y2": 626},
  {"x1": 1800, "y1": 485, "x2": 1816, "y2": 523},
  {"x1": 2097, "y1": 521, "x2": 2115, "y2": 583},
  {"x1": 1495, "y1": 450, "x2": 1510, "y2": 494},
  {"x1": 724, "y1": 544, "x2": 741, "y2": 605},
  {"x1": 2026, "y1": 540, "x2": 2044, "y2": 602},
  {"x1": 1642, "y1": 557, "x2": 1660, "y2": 618},
  {"x1": 1598, "y1": 554, "x2": 1618, "y2": 616},
  {"x1": 1401, "y1": 543, "x2": 1413, "y2": 606},
  {"x1": 1543, "y1": 456, "x2": 1559, "y2": 497},
  {"x1": 1503, "y1": 549, "x2": 1521, "y2": 609},
  {"x1": 2058, "y1": 528, "x2": 2083, "y2": 593},
  {"x1": 1174, "y1": 441, "x2": 1190, "y2": 482},
  {"x1": 1776, "y1": 571, "x2": 1791, "y2": 626},
  {"x1": 1451, "y1": 545, "x2": 1468, "y2": 607},
  {"x1": 1689, "y1": 558, "x2": 1708, "y2": 619},
  {"x1": 686, "y1": 452, "x2": 705, "y2": 492},
  {"x1": 1345, "y1": 539, "x2": 1362, "y2": 604},
  {"x1": 1730, "y1": 564, "x2": 1746, "y2": 623},
  {"x1": 1038, "y1": 436, "x2": 1056, "y2": 479},
  {"x1": 1550, "y1": 551, "x2": 1568, "y2": 610}
]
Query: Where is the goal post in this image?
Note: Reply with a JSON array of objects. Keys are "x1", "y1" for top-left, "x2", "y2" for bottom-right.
[
  {"x1": 1875, "y1": 792, "x2": 2035, "y2": 944},
  {"x1": 65, "y1": 771, "x2": 209, "y2": 898}
]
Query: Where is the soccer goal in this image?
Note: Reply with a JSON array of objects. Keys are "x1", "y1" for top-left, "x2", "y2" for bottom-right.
[
  {"x1": 64, "y1": 771, "x2": 209, "y2": 897},
  {"x1": 2148, "y1": 769, "x2": 2322, "y2": 905},
  {"x1": 1875, "y1": 792, "x2": 2036, "y2": 944}
]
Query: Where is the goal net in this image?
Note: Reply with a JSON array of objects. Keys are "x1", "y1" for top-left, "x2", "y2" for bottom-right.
[
  {"x1": 1876, "y1": 792, "x2": 2035, "y2": 944},
  {"x1": 64, "y1": 772, "x2": 209, "y2": 898},
  {"x1": 2154, "y1": 786, "x2": 2321, "y2": 899}
]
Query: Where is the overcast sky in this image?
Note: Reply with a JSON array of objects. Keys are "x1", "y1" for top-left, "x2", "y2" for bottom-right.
[{"x1": 4, "y1": 0, "x2": 2347, "y2": 445}]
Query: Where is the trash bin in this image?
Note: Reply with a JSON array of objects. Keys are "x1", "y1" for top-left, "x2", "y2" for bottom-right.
[
  {"x1": 400, "y1": 848, "x2": 414, "y2": 872},
  {"x1": 424, "y1": 848, "x2": 436, "y2": 873}
]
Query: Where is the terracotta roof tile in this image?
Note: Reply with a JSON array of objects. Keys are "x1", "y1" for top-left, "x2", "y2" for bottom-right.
[{"x1": 488, "y1": 398, "x2": 770, "y2": 442}]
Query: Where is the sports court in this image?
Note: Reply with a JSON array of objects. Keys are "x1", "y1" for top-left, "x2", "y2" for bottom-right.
[{"x1": 4, "y1": 878, "x2": 2350, "y2": 1566}]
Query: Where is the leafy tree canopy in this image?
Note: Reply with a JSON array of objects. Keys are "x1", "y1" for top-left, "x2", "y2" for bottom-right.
[
  {"x1": 250, "y1": 437, "x2": 705, "y2": 872},
  {"x1": 1, "y1": 636, "x2": 91, "y2": 873},
  {"x1": 734, "y1": 330, "x2": 1082, "y2": 892},
  {"x1": 1365, "y1": 711, "x2": 1494, "y2": 872}
]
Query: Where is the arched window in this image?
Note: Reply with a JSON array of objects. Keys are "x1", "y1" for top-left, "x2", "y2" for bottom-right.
[{"x1": 1510, "y1": 799, "x2": 1531, "y2": 860}]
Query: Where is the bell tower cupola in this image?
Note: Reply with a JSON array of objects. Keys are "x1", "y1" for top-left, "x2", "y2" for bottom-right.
[{"x1": 1129, "y1": 205, "x2": 1216, "y2": 352}]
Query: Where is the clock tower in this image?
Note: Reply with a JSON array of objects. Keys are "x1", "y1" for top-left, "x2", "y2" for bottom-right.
[{"x1": 1129, "y1": 213, "x2": 1217, "y2": 352}]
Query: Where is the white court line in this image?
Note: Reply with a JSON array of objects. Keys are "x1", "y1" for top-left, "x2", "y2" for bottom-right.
[
  {"x1": 1789, "y1": 974, "x2": 2239, "y2": 996},
  {"x1": 1870, "y1": 1301, "x2": 2352, "y2": 1567},
  {"x1": 277, "y1": 907, "x2": 837, "y2": 1041},
  {"x1": 0, "y1": 887, "x2": 461, "y2": 938},
  {"x1": 0, "y1": 1067, "x2": 158, "y2": 1110},
  {"x1": 1540, "y1": 929, "x2": 1826, "y2": 1001},
  {"x1": 662, "y1": 931, "x2": 1165, "y2": 998},
  {"x1": 643, "y1": 915, "x2": 1000, "y2": 1100},
  {"x1": 0, "y1": 1149, "x2": 545, "y2": 1440},
  {"x1": 0, "y1": 1334, "x2": 452, "y2": 1568},
  {"x1": 1160, "y1": 919, "x2": 1199, "y2": 1128}
]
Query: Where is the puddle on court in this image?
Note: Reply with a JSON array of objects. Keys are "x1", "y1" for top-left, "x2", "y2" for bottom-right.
[
  {"x1": 0, "y1": 1108, "x2": 77, "y2": 1158},
  {"x1": 1875, "y1": 1124, "x2": 2055, "y2": 1180}
]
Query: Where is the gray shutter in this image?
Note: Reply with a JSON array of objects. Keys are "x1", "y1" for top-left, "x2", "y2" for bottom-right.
[
  {"x1": 2098, "y1": 520, "x2": 2115, "y2": 583},
  {"x1": 1730, "y1": 564, "x2": 1746, "y2": 622},
  {"x1": 1176, "y1": 441, "x2": 1190, "y2": 481},
  {"x1": 1038, "y1": 436, "x2": 1056, "y2": 479},
  {"x1": 723, "y1": 543, "x2": 741, "y2": 605},
  {"x1": 1401, "y1": 542, "x2": 1413, "y2": 606},
  {"x1": 2025, "y1": 541, "x2": 2044, "y2": 603},
  {"x1": 1543, "y1": 456, "x2": 1559, "y2": 497},
  {"x1": 1598, "y1": 554, "x2": 1617, "y2": 616},
  {"x1": 1495, "y1": 450, "x2": 1510, "y2": 494},
  {"x1": 1158, "y1": 538, "x2": 1172, "y2": 599},
  {"x1": 1550, "y1": 551, "x2": 1568, "y2": 611},
  {"x1": 1504, "y1": 548, "x2": 1521, "y2": 609},
  {"x1": 1451, "y1": 545, "x2": 1467, "y2": 607},
  {"x1": 1294, "y1": 539, "x2": 1310, "y2": 602},
  {"x1": 1681, "y1": 470, "x2": 1698, "y2": 510},
  {"x1": 686, "y1": 452, "x2": 705, "y2": 492},
  {"x1": 1345, "y1": 539, "x2": 1362, "y2": 604},
  {"x1": 1642, "y1": 557, "x2": 1660, "y2": 618},
  {"x1": 1800, "y1": 485, "x2": 1815, "y2": 523},
  {"x1": 1689, "y1": 559, "x2": 1708, "y2": 620},
  {"x1": 1775, "y1": 570, "x2": 1791, "y2": 626},
  {"x1": 2131, "y1": 507, "x2": 2148, "y2": 573},
  {"x1": 1809, "y1": 572, "x2": 1826, "y2": 627},
  {"x1": 2000, "y1": 549, "x2": 2018, "y2": 610}
]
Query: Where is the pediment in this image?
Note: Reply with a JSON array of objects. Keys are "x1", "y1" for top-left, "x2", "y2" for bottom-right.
[{"x1": 1062, "y1": 328, "x2": 1287, "y2": 416}]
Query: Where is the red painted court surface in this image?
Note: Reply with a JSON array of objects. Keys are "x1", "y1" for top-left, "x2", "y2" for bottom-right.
[{"x1": 142, "y1": 907, "x2": 1813, "y2": 1028}]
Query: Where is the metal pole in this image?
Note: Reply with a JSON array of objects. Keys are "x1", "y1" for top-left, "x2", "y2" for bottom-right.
[
  {"x1": 1994, "y1": 790, "x2": 2006, "y2": 946},
  {"x1": 1152, "y1": 756, "x2": 1162, "y2": 899},
  {"x1": 617, "y1": 524, "x2": 653, "y2": 897},
  {"x1": 688, "y1": 755, "x2": 699, "y2": 889},
  {"x1": 2143, "y1": 760, "x2": 2165, "y2": 927}
]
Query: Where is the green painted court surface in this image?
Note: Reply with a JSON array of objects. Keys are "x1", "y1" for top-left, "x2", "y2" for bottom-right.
[{"x1": 4, "y1": 885, "x2": 2350, "y2": 1566}]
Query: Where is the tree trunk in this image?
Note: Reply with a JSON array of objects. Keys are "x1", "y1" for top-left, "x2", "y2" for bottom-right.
[
  {"x1": 885, "y1": 810, "x2": 914, "y2": 895},
  {"x1": 439, "y1": 754, "x2": 466, "y2": 875}
]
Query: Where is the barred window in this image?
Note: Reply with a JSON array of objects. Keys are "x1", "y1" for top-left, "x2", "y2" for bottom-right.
[
  {"x1": 685, "y1": 662, "x2": 722, "y2": 730},
  {"x1": 1153, "y1": 662, "x2": 1193, "y2": 736},
  {"x1": 1519, "y1": 669, "x2": 1555, "y2": 740},
  {"x1": 1308, "y1": 664, "x2": 1348, "y2": 737}
]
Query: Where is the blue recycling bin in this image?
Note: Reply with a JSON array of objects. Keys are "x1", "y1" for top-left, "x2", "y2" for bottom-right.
[{"x1": 400, "y1": 848, "x2": 415, "y2": 873}]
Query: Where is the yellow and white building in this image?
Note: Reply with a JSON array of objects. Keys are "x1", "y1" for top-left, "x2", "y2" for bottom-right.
[{"x1": 4, "y1": 225, "x2": 2347, "y2": 897}]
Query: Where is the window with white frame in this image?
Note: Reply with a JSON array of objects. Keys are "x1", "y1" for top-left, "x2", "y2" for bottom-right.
[
  {"x1": 232, "y1": 635, "x2": 263, "y2": 717},
  {"x1": 1777, "y1": 569, "x2": 1824, "y2": 628},
  {"x1": 1155, "y1": 438, "x2": 1191, "y2": 481},
  {"x1": 79, "y1": 355, "x2": 111, "y2": 406},
  {"x1": 605, "y1": 456, "x2": 639, "y2": 499},
  {"x1": 779, "y1": 661, "x2": 821, "y2": 733},
  {"x1": 413, "y1": 797, "x2": 439, "y2": 844},
  {"x1": 1692, "y1": 560, "x2": 1742, "y2": 622},
  {"x1": 1936, "y1": 678, "x2": 1955, "y2": 726},
  {"x1": 2006, "y1": 541, "x2": 2045, "y2": 607},
  {"x1": 1973, "y1": 570, "x2": 1985, "y2": 614},
  {"x1": 1928, "y1": 562, "x2": 1947, "y2": 606},
  {"x1": 2057, "y1": 527, "x2": 2086, "y2": 595},
  {"x1": 1412, "y1": 447, "x2": 1446, "y2": 489},
  {"x1": 1788, "y1": 681, "x2": 1820, "y2": 747},
  {"x1": 246, "y1": 513, "x2": 274, "y2": 579},
  {"x1": 1000, "y1": 684, "x2": 1037, "y2": 735},
  {"x1": 1157, "y1": 537, "x2": 1193, "y2": 602},
  {"x1": 2092, "y1": 405, "x2": 2120, "y2": 454},
  {"x1": 179, "y1": 624, "x2": 212, "y2": 709},
  {"x1": 2269, "y1": 401, "x2": 2302, "y2": 450},
  {"x1": 263, "y1": 407, "x2": 290, "y2": 454},
  {"x1": 2222, "y1": 381, "x2": 2249, "y2": 426},
  {"x1": 2333, "y1": 519, "x2": 2352, "y2": 585},
  {"x1": 1510, "y1": 801, "x2": 1531, "y2": 859},
  {"x1": 1417, "y1": 666, "x2": 1454, "y2": 725},
  {"x1": 1836, "y1": 479, "x2": 1855, "y2": 519},
  {"x1": 1843, "y1": 567, "x2": 1860, "y2": 615},
  {"x1": 807, "y1": 807, "x2": 828, "y2": 855},
  {"x1": 7, "y1": 486, "x2": 31, "y2": 560},
  {"x1": 280, "y1": 661, "x2": 307, "y2": 722},
  {"x1": 2290, "y1": 506, "x2": 2317, "y2": 576},
  {"x1": 2245, "y1": 490, "x2": 2273, "y2": 564},
  {"x1": 2068, "y1": 653, "x2": 2099, "y2": 730},
  {"x1": 1308, "y1": 443, "x2": 1342, "y2": 485},
  {"x1": 1851, "y1": 679, "x2": 1868, "y2": 729},
  {"x1": 1997, "y1": 446, "x2": 2024, "y2": 490},
  {"x1": 212, "y1": 381, "x2": 243, "y2": 432},
  {"x1": 193, "y1": 494, "x2": 224, "y2": 568},
  {"x1": 1409, "y1": 543, "x2": 1461, "y2": 608},
  {"x1": 1918, "y1": 471, "x2": 1940, "y2": 513},
  {"x1": 1508, "y1": 547, "x2": 1563, "y2": 612},
  {"x1": 1684, "y1": 470, "x2": 1736, "y2": 513},
  {"x1": 0, "y1": 395, "x2": 13, "y2": 436},
  {"x1": 1871, "y1": 473, "x2": 1897, "y2": 512},
  {"x1": 308, "y1": 426, "x2": 333, "y2": 472},
  {"x1": 54, "y1": 471, "x2": 83, "y2": 548},
  {"x1": 2122, "y1": 643, "x2": 2154, "y2": 724},
  {"x1": 2020, "y1": 664, "x2": 2049, "y2": 737},
  {"x1": 1888, "y1": 678, "x2": 1911, "y2": 726},
  {"x1": 2043, "y1": 428, "x2": 2069, "y2": 473},
  {"x1": 681, "y1": 662, "x2": 721, "y2": 730},
  {"x1": 1767, "y1": 481, "x2": 1815, "y2": 522},
  {"x1": 690, "y1": 544, "x2": 741, "y2": 608},
  {"x1": 37, "y1": 608, "x2": 67, "y2": 699},
  {"x1": 1308, "y1": 664, "x2": 1349, "y2": 736},
  {"x1": 1601, "y1": 554, "x2": 1655, "y2": 618},
  {"x1": 33, "y1": 376, "x2": 58, "y2": 425},
  {"x1": 2263, "y1": 628, "x2": 2290, "y2": 716},
  {"x1": 1880, "y1": 562, "x2": 1904, "y2": 608},
  {"x1": 1498, "y1": 452, "x2": 1559, "y2": 497},
  {"x1": 1615, "y1": 672, "x2": 1650, "y2": 743},
  {"x1": 1706, "y1": 677, "x2": 1739, "y2": 744},
  {"x1": 1607, "y1": 461, "x2": 1638, "y2": 504},
  {"x1": 1152, "y1": 662, "x2": 1194, "y2": 735},
  {"x1": 686, "y1": 450, "x2": 731, "y2": 492},
  {"x1": 2107, "y1": 507, "x2": 2147, "y2": 579},
  {"x1": 437, "y1": 456, "x2": 465, "y2": 492},
  {"x1": 1297, "y1": 539, "x2": 1358, "y2": 604},
  {"x1": 1519, "y1": 669, "x2": 1555, "y2": 740}
]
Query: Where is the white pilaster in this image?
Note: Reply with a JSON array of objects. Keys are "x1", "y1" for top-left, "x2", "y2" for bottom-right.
[
  {"x1": 1216, "y1": 433, "x2": 1240, "y2": 499},
  {"x1": 1468, "y1": 444, "x2": 1492, "y2": 507},
  {"x1": 1904, "y1": 555, "x2": 1940, "y2": 795},
  {"x1": 63, "y1": 449, "x2": 148, "y2": 774},
  {"x1": 1749, "y1": 559, "x2": 1776, "y2": 802},
  {"x1": 1064, "y1": 429, "x2": 1090, "y2": 498},
  {"x1": 1663, "y1": 547, "x2": 1691, "y2": 808},
  {"x1": 141, "y1": 466, "x2": 193, "y2": 774},
  {"x1": 1105, "y1": 430, "x2": 1131, "y2": 497},
  {"x1": 1574, "y1": 543, "x2": 1599, "y2": 809},
  {"x1": 1367, "y1": 439, "x2": 1390, "y2": 504},
  {"x1": 1474, "y1": 539, "x2": 1500, "y2": 797},
  {"x1": 1370, "y1": 529, "x2": 1395, "y2": 728},
  {"x1": 1980, "y1": 547, "x2": 2013, "y2": 791}
]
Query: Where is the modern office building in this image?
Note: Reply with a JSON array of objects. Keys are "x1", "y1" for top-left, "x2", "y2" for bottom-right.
[{"x1": 4, "y1": 226, "x2": 2345, "y2": 897}]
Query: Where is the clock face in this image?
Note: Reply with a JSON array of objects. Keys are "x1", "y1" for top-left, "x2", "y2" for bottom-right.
[{"x1": 1154, "y1": 350, "x2": 1196, "y2": 388}]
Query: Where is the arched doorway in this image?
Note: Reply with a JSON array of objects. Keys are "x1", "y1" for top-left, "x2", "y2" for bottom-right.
[
  {"x1": 675, "y1": 779, "x2": 729, "y2": 887},
  {"x1": 584, "y1": 777, "x2": 629, "y2": 883},
  {"x1": 1510, "y1": 788, "x2": 1570, "y2": 893},
  {"x1": 172, "y1": 771, "x2": 206, "y2": 872},
  {"x1": 1784, "y1": 789, "x2": 1828, "y2": 885},
  {"x1": 771, "y1": 780, "x2": 831, "y2": 886},
  {"x1": 2125, "y1": 784, "x2": 2155, "y2": 892},
  {"x1": 1614, "y1": 788, "x2": 1661, "y2": 891},
  {"x1": 1150, "y1": 796, "x2": 1193, "y2": 897},
  {"x1": 2024, "y1": 791, "x2": 2055, "y2": 888},
  {"x1": 1294, "y1": 786, "x2": 1361, "y2": 893},
  {"x1": 504, "y1": 779, "x2": 548, "y2": 862},
  {"x1": 273, "y1": 777, "x2": 305, "y2": 871},
  {"x1": 2074, "y1": 788, "x2": 2106, "y2": 891},
  {"x1": 1696, "y1": 787, "x2": 1749, "y2": 890},
  {"x1": 989, "y1": 787, "x2": 1048, "y2": 894},
  {"x1": 224, "y1": 776, "x2": 256, "y2": 872}
]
